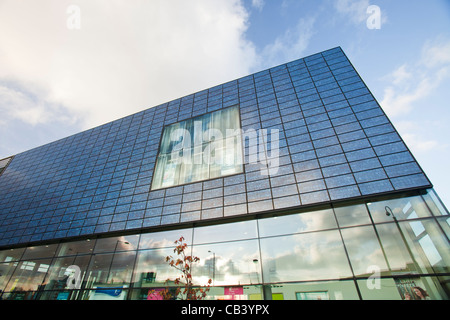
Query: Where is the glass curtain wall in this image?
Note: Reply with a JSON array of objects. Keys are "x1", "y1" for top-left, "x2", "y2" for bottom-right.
[{"x1": 0, "y1": 189, "x2": 448, "y2": 300}]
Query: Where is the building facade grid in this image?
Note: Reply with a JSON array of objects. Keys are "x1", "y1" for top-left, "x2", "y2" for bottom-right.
[{"x1": 0, "y1": 47, "x2": 432, "y2": 248}]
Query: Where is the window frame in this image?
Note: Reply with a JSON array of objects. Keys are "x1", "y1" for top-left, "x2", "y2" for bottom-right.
[{"x1": 150, "y1": 105, "x2": 244, "y2": 191}]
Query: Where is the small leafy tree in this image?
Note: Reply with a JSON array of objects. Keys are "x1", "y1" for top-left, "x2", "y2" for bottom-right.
[{"x1": 152, "y1": 236, "x2": 212, "y2": 300}]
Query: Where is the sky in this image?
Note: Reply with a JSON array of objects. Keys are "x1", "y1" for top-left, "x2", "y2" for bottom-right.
[{"x1": 0, "y1": 0, "x2": 449, "y2": 207}]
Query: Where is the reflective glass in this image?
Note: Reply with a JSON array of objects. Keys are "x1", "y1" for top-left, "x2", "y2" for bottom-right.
[
  {"x1": 367, "y1": 195, "x2": 432, "y2": 223},
  {"x1": 41, "y1": 255, "x2": 91, "y2": 291},
  {"x1": 340, "y1": 226, "x2": 389, "y2": 276},
  {"x1": 404, "y1": 219, "x2": 449, "y2": 274},
  {"x1": 258, "y1": 209, "x2": 337, "y2": 237},
  {"x1": 357, "y1": 276, "x2": 449, "y2": 300},
  {"x1": 269, "y1": 280, "x2": 360, "y2": 300},
  {"x1": 373, "y1": 220, "x2": 449, "y2": 275},
  {"x1": 0, "y1": 262, "x2": 17, "y2": 291},
  {"x1": 422, "y1": 189, "x2": 449, "y2": 216},
  {"x1": 37, "y1": 289, "x2": 82, "y2": 300},
  {"x1": 22, "y1": 244, "x2": 58, "y2": 260},
  {"x1": 151, "y1": 105, "x2": 242, "y2": 190},
  {"x1": 0, "y1": 247, "x2": 25, "y2": 262},
  {"x1": 334, "y1": 204, "x2": 371, "y2": 227},
  {"x1": 193, "y1": 220, "x2": 257, "y2": 245},
  {"x1": 437, "y1": 216, "x2": 450, "y2": 239},
  {"x1": 56, "y1": 239, "x2": 96, "y2": 257},
  {"x1": 129, "y1": 285, "x2": 264, "y2": 300},
  {"x1": 260, "y1": 230, "x2": 353, "y2": 282},
  {"x1": 192, "y1": 240, "x2": 261, "y2": 286},
  {"x1": 84, "y1": 251, "x2": 136, "y2": 290},
  {"x1": 93, "y1": 235, "x2": 140, "y2": 253},
  {"x1": 4, "y1": 258, "x2": 53, "y2": 292},
  {"x1": 81, "y1": 288, "x2": 129, "y2": 300},
  {"x1": 0, "y1": 158, "x2": 10, "y2": 168},
  {"x1": 139, "y1": 228, "x2": 193, "y2": 249},
  {"x1": 132, "y1": 247, "x2": 182, "y2": 288},
  {"x1": 106, "y1": 251, "x2": 136, "y2": 285}
]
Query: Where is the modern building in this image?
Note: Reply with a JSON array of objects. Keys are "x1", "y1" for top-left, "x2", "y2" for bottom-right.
[{"x1": 0, "y1": 47, "x2": 448, "y2": 300}]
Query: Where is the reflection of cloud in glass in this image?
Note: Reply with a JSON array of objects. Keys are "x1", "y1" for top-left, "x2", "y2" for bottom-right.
[
  {"x1": 132, "y1": 248, "x2": 180, "y2": 285},
  {"x1": 192, "y1": 240, "x2": 261, "y2": 286},
  {"x1": 261, "y1": 230, "x2": 352, "y2": 282},
  {"x1": 139, "y1": 229, "x2": 193, "y2": 249},
  {"x1": 340, "y1": 226, "x2": 388, "y2": 276},
  {"x1": 258, "y1": 209, "x2": 337, "y2": 237}
]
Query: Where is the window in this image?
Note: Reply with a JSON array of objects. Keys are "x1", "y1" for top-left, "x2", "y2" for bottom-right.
[
  {"x1": 0, "y1": 156, "x2": 13, "y2": 175},
  {"x1": 151, "y1": 105, "x2": 243, "y2": 190}
]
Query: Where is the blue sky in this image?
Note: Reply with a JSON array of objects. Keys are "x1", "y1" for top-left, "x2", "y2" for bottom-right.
[{"x1": 0, "y1": 0, "x2": 449, "y2": 206}]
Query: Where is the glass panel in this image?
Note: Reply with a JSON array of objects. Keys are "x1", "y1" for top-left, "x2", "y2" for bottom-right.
[
  {"x1": 93, "y1": 235, "x2": 140, "y2": 253},
  {"x1": 84, "y1": 251, "x2": 136, "y2": 290},
  {"x1": 258, "y1": 209, "x2": 337, "y2": 237},
  {"x1": 333, "y1": 204, "x2": 371, "y2": 227},
  {"x1": 1, "y1": 291, "x2": 38, "y2": 300},
  {"x1": 0, "y1": 262, "x2": 17, "y2": 291},
  {"x1": 37, "y1": 290, "x2": 82, "y2": 300},
  {"x1": 374, "y1": 223, "x2": 418, "y2": 274},
  {"x1": 340, "y1": 226, "x2": 389, "y2": 276},
  {"x1": 193, "y1": 220, "x2": 258, "y2": 245},
  {"x1": 84, "y1": 253, "x2": 113, "y2": 289},
  {"x1": 260, "y1": 230, "x2": 353, "y2": 282},
  {"x1": 192, "y1": 240, "x2": 261, "y2": 286},
  {"x1": 437, "y1": 216, "x2": 450, "y2": 239},
  {"x1": 151, "y1": 105, "x2": 242, "y2": 190},
  {"x1": 106, "y1": 251, "x2": 136, "y2": 286},
  {"x1": 0, "y1": 158, "x2": 10, "y2": 168},
  {"x1": 139, "y1": 228, "x2": 193, "y2": 250},
  {"x1": 81, "y1": 288, "x2": 129, "y2": 300},
  {"x1": 56, "y1": 239, "x2": 96, "y2": 256},
  {"x1": 41, "y1": 255, "x2": 91, "y2": 291},
  {"x1": 132, "y1": 247, "x2": 182, "y2": 288},
  {"x1": 4, "y1": 258, "x2": 52, "y2": 292},
  {"x1": 357, "y1": 276, "x2": 449, "y2": 300},
  {"x1": 152, "y1": 154, "x2": 182, "y2": 189},
  {"x1": 0, "y1": 247, "x2": 25, "y2": 262},
  {"x1": 373, "y1": 220, "x2": 449, "y2": 275},
  {"x1": 129, "y1": 285, "x2": 264, "y2": 300},
  {"x1": 21, "y1": 244, "x2": 58, "y2": 260},
  {"x1": 422, "y1": 189, "x2": 449, "y2": 216},
  {"x1": 159, "y1": 120, "x2": 188, "y2": 155},
  {"x1": 206, "y1": 285, "x2": 263, "y2": 300},
  {"x1": 367, "y1": 195, "x2": 432, "y2": 223},
  {"x1": 405, "y1": 219, "x2": 449, "y2": 274},
  {"x1": 269, "y1": 280, "x2": 359, "y2": 300}
]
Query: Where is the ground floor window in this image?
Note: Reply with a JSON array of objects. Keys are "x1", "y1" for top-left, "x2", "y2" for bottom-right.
[{"x1": 0, "y1": 189, "x2": 448, "y2": 300}]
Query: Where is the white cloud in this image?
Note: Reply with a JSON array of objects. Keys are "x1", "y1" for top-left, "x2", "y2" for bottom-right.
[
  {"x1": 0, "y1": 82, "x2": 71, "y2": 126},
  {"x1": 334, "y1": 0, "x2": 370, "y2": 24},
  {"x1": 259, "y1": 16, "x2": 316, "y2": 69},
  {"x1": 395, "y1": 121, "x2": 447, "y2": 155},
  {"x1": 380, "y1": 39, "x2": 450, "y2": 155},
  {"x1": 333, "y1": 0, "x2": 387, "y2": 27},
  {"x1": 0, "y1": 0, "x2": 258, "y2": 130},
  {"x1": 421, "y1": 38, "x2": 450, "y2": 68},
  {"x1": 380, "y1": 38, "x2": 450, "y2": 118},
  {"x1": 251, "y1": 0, "x2": 265, "y2": 11},
  {"x1": 389, "y1": 64, "x2": 413, "y2": 86},
  {"x1": 401, "y1": 133, "x2": 439, "y2": 154}
]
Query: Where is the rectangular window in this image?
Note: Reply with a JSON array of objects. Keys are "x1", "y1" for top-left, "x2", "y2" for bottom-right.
[
  {"x1": 151, "y1": 105, "x2": 243, "y2": 190},
  {"x1": 0, "y1": 156, "x2": 13, "y2": 175}
]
